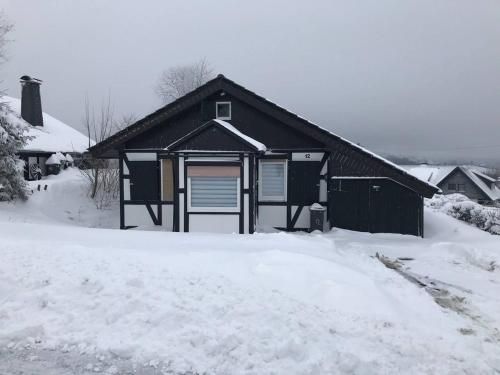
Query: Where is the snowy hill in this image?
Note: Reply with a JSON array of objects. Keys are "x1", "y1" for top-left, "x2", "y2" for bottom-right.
[
  {"x1": 2, "y1": 96, "x2": 92, "y2": 153},
  {"x1": 0, "y1": 171, "x2": 499, "y2": 374}
]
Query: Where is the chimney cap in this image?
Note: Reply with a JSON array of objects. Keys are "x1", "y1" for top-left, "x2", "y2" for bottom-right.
[{"x1": 20, "y1": 75, "x2": 42, "y2": 84}]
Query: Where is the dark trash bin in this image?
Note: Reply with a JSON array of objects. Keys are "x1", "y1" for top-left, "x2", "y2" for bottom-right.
[{"x1": 309, "y1": 203, "x2": 326, "y2": 232}]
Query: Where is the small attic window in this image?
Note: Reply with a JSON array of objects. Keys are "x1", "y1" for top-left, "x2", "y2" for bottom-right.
[{"x1": 216, "y1": 102, "x2": 231, "y2": 120}]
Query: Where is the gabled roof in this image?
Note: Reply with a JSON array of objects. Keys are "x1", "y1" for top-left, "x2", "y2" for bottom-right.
[
  {"x1": 401, "y1": 164, "x2": 455, "y2": 186},
  {"x1": 3, "y1": 96, "x2": 93, "y2": 153},
  {"x1": 460, "y1": 167, "x2": 500, "y2": 201},
  {"x1": 165, "y1": 119, "x2": 266, "y2": 152},
  {"x1": 90, "y1": 74, "x2": 438, "y2": 197},
  {"x1": 402, "y1": 164, "x2": 500, "y2": 201}
]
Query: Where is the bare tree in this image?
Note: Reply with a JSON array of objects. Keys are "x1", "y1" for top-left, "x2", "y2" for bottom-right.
[
  {"x1": 155, "y1": 59, "x2": 214, "y2": 103},
  {"x1": 81, "y1": 97, "x2": 134, "y2": 209}
]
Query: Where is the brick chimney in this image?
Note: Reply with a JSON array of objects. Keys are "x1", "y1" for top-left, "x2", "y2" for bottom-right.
[{"x1": 20, "y1": 75, "x2": 43, "y2": 127}]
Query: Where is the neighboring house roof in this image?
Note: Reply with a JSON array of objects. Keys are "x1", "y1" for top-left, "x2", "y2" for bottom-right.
[
  {"x1": 165, "y1": 119, "x2": 267, "y2": 152},
  {"x1": 461, "y1": 167, "x2": 500, "y2": 201},
  {"x1": 3, "y1": 96, "x2": 93, "y2": 153},
  {"x1": 89, "y1": 74, "x2": 438, "y2": 197},
  {"x1": 400, "y1": 165, "x2": 456, "y2": 185},
  {"x1": 402, "y1": 164, "x2": 500, "y2": 201}
]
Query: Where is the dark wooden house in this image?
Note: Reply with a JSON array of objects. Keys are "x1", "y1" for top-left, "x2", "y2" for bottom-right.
[{"x1": 90, "y1": 75, "x2": 437, "y2": 236}]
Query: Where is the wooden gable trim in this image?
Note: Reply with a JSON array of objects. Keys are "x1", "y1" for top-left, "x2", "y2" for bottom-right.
[{"x1": 165, "y1": 120, "x2": 262, "y2": 152}]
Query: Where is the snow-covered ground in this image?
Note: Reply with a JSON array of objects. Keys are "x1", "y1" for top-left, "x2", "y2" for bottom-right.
[
  {"x1": 0, "y1": 171, "x2": 499, "y2": 374},
  {"x1": 0, "y1": 168, "x2": 118, "y2": 228}
]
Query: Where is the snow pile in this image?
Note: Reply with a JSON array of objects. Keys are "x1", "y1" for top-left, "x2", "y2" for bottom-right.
[
  {"x1": 45, "y1": 152, "x2": 65, "y2": 165},
  {"x1": 0, "y1": 225, "x2": 498, "y2": 373},
  {"x1": 426, "y1": 193, "x2": 500, "y2": 235},
  {"x1": 1, "y1": 205, "x2": 500, "y2": 372},
  {"x1": 2, "y1": 96, "x2": 93, "y2": 153},
  {"x1": 1, "y1": 172, "x2": 500, "y2": 373},
  {"x1": 0, "y1": 168, "x2": 118, "y2": 228}
]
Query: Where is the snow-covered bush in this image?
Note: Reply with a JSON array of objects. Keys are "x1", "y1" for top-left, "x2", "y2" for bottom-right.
[
  {"x1": 0, "y1": 103, "x2": 30, "y2": 201},
  {"x1": 426, "y1": 194, "x2": 500, "y2": 235}
]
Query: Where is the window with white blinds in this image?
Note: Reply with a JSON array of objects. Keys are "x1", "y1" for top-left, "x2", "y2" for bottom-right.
[
  {"x1": 187, "y1": 166, "x2": 240, "y2": 212},
  {"x1": 259, "y1": 161, "x2": 287, "y2": 201}
]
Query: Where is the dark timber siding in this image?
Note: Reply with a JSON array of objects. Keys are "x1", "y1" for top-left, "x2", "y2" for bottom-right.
[
  {"x1": 329, "y1": 178, "x2": 423, "y2": 236},
  {"x1": 288, "y1": 160, "x2": 323, "y2": 205},
  {"x1": 125, "y1": 93, "x2": 323, "y2": 150},
  {"x1": 127, "y1": 160, "x2": 159, "y2": 201},
  {"x1": 90, "y1": 75, "x2": 437, "y2": 236}
]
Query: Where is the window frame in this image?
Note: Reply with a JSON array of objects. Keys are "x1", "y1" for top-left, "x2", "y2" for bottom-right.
[
  {"x1": 448, "y1": 183, "x2": 457, "y2": 191},
  {"x1": 215, "y1": 101, "x2": 232, "y2": 120},
  {"x1": 258, "y1": 160, "x2": 287, "y2": 202},
  {"x1": 457, "y1": 183, "x2": 466, "y2": 192},
  {"x1": 187, "y1": 175, "x2": 241, "y2": 213}
]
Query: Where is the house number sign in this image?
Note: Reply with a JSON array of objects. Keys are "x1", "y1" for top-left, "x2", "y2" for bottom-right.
[{"x1": 291, "y1": 152, "x2": 324, "y2": 161}]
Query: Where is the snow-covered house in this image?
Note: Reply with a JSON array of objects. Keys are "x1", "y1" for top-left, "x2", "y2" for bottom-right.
[
  {"x1": 4, "y1": 75, "x2": 92, "y2": 180},
  {"x1": 90, "y1": 74, "x2": 438, "y2": 236},
  {"x1": 402, "y1": 164, "x2": 500, "y2": 205}
]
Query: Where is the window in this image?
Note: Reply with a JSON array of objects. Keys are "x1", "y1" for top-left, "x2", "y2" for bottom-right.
[
  {"x1": 216, "y1": 102, "x2": 231, "y2": 120},
  {"x1": 187, "y1": 166, "x2": 240, "y2": 212},
  {"x1": 448, "y1": 183, "x2": 456, "y2": 191},
  {"x1": 457, "y1": 183, "x2": 466, "y2": 192},
  {"x1": 259, "y1": 160, "x2": 287, "y2": 201}
]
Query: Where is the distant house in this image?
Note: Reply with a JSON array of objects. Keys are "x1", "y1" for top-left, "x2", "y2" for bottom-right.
[
  {"x1": 402, "y1": 164, "x2": 500, "y2": 205},
  {"x1": 90, "y1": 74, "x2": 437, "y2": 236},
  {"x1": 4, "y1": 75, "x2": 92, "y2": 180}
]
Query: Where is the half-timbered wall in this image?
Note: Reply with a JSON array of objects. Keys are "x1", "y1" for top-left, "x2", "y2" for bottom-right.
[{"x1": 256, "y1": 151, "x2": 328, "y2": 231}]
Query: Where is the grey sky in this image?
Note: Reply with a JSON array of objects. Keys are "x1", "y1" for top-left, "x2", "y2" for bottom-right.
[{"x1": 1, "y1": 0, "x2": 499, "y2": 162}]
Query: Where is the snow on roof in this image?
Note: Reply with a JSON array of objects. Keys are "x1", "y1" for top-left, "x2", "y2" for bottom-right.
[
  {"x1": 400, "y1": 165, "x2": 456, "y2": 185},
  {"x1": 471, "y1": 169, "x2": 496, "y2": 182},
  {"x1": 460, "y1": 167, "x2": 500, "y2": 201},
  {"x1": 254, "y1": 92, "x2": 436, "y2": 190},
  {"x1": 213, "y1": 119, "x2": 266, "y2": 151},
  {"x1": 2, "y1": 96, "x2": 93, "y2": 153},
  {"x1": 401, "y1": 164, "x2": 500, "y2": 201},
  {"x1": 46, "y1": 153, "x2": 64, "y2": 165}
]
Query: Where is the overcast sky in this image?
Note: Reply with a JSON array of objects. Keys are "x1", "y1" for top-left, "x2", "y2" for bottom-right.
[{"x1": 1, "y1": 0, "x2": 499, "y2": 163}]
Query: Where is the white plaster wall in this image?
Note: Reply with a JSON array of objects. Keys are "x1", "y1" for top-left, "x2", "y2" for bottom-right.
[
  {"x1": 319, "y1": 180, "x2": 327, "y2": 202},
  {"x1": 291, "y1": 206, "x2": 310, "y2": 229},
  {"x1": 162, "y1": 204, "x2": 174, "y2": 231},
  {"x1": 123, "y1": 179, "x2": 131, "y2": 200},
  {"x1": 123, "y1": 160, "x2": 129, "y2": 175},
  {"x1": 124, "y1": 205, "x2": 157, "y2": 227},
  {"x1": 179, "y1": 193, "x2": 184, "y2": 232},
  {"x1": 125, "y1": 152, "x2": 156, "y2": 161},
  {"x1": 257, "y1": 206, "x2": 286, "y2": 228},
  {"x1": 178, "y1": 157, "x2": 184, "y2": 189},
  {"x1": 244, "y1": 194, "x2": 249, "y2": 234},
  {"x1": 189, "y1": 214, "x2": 239, "y2": 233},
  {"x1": 243, "y1": 156, "x2": 249, "y2": 189}
]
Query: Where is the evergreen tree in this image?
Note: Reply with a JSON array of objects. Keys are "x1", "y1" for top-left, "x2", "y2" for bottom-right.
[{"x1": 0, "y1": 102, "x2": 30, "y2": 201}]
